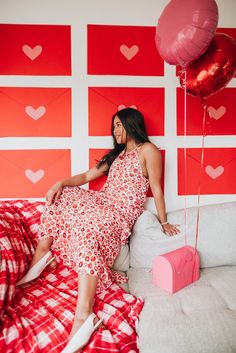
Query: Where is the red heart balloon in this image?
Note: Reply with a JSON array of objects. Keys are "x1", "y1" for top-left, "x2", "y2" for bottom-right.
[{"x1": 179, "y1": 33, "x2": 236, "y2": 99}]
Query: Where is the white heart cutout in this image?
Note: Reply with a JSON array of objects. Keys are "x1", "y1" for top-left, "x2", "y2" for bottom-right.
[
  {"x1": 25, "y1": 169, "x2": 45, "y2": 183},
  {"x1": 118, "y1": 104, "x2": 137, "y2": 111},
  {"x1": 120, "y1": 45, "x2": 139, "y2": 60},
  {"x1": 22, "y1": 45, "x2": 43, "y2": 60},
  {"x1": 25, "y1": 106, "x2": 46, "y2": 120},
  {"x1": 207, "y1": 106, "x2": 226, "y2": 120},
  {"x1": 205, "y1": 165, "x2": 224, "y2": 179}
]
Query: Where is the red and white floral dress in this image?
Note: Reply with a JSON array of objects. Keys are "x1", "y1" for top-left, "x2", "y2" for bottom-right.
[{"x1": 38, "y1": 147, "x2": 149, "y2": 293}]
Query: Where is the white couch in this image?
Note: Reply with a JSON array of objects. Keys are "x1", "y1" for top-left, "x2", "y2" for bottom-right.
[{"x1": 114, "y1": 201, "x2": 236, "y2": 353}]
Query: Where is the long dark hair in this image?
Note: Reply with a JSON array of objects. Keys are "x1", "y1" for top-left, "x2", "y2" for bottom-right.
[{"x1": 96, "y1": 108, "x2": 151, "y2": 174}]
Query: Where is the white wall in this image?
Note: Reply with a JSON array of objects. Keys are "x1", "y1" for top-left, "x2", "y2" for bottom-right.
[{"x1": 0, "y1": 0, "x2": 235, "y2": 212}]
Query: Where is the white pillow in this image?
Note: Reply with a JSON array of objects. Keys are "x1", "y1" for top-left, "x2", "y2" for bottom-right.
[
  {"x1": 112, "y1": 244, "x2": 129, "y2": 272},
  {"x1": 130, "y1": 202, "x2": 236, "y2": 269},
  {"x1": 130, "y1": 210, "x2": 184, "y2": 268}
]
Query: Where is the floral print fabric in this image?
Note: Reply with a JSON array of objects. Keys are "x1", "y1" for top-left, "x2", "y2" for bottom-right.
[{"x1": 38, "y1": 147, "x2": 149, "y2": 293}]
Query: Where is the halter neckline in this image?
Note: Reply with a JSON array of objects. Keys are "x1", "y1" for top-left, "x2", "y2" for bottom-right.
[{"x1": 123, "y1": 144, "x2": 142, "y2": 154}]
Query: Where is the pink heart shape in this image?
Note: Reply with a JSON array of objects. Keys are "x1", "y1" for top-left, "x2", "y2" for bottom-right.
[
  {"x1": 205, "y1": 165, "x2": 224, "y2": 179},
  {"x1": 25, "y1": 169, "x2": 45, "y2": 183},
  {"x1": 120, "y1": 45, "x2": 139, "y2": 60},
  {"x1": 118, "y1": 104, "x2": 137, "y2": 111},
  {"x1": 22, "y1": 45, "x2": 42, "y2": 60},
  {"x1": 25, "y1": 106, "x2": 46, "y2": 120},
  {"x1": 207, "y1": 106, "x2": 226, "y2": 120}
]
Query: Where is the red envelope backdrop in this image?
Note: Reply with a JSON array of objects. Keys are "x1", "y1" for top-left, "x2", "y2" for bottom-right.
[
  {"x1": 89, "y1": 149, "x2": 110, "y2": 192},
  {"x1": 0, "y1": 24, "x2": 71, "y2": 75},
  {"x1": 0, "y1": 87, "x2": 71, "y2": 137},
  {"x1": 87, "y1": 24, "x2": 164, "y2": 76},
  {"x1": 0, "y1": 150, "x2": 71, "y2": 198},
  {"x1": 178, "y1": 148, "x2": 236, "y2": 195},
  {"x1": 177, "y1": 88, "x2": 236, "y2": 136},
  {"x1": 89, "y1": 148, "x2": 165, "y2": 197},
  {"x1": 88, "y1": 87, "x2": 164, "y2": 136}
]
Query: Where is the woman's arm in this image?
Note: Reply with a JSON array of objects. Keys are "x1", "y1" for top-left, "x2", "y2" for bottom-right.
[
  {"x1": 46, "y1": 162, "x2": 108, "y2": 205},
  {"x1": 143, "y1": 143, "x2": 180, "y2": 236},
  {"x1": 61, "y1": 163, "x2": 108, "y2": 187}
]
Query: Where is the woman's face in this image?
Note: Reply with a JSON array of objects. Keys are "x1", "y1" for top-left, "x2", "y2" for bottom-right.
[{"x1": 113, "y1": 116, "x2": 127, "y2": 144}]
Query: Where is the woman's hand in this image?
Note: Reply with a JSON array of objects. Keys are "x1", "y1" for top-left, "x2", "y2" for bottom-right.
[
  {"x1": 162, "y1": 223, "x2": 180, "y2": 237},
  {"x1": 46, "y1": 181, "x2": 64, "y2": 205}
]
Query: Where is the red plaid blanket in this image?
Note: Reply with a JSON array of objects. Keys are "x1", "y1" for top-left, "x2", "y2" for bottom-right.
[{"x1": 0, "y1": 200, "x2": 143, "y2": 353}]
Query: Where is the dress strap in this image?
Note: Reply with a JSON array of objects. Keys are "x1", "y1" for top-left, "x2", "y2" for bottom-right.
[{"x1": 124, "y1": 144, "x2": 143, "y2": 154}]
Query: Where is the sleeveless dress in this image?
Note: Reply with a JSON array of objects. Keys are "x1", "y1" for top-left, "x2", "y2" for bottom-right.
[{"x1": 38, "y1": 147, "x2": 149, "y2": 294}]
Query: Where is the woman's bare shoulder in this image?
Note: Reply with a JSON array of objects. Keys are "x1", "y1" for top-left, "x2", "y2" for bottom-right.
[{"x1": 140, "y1": 142, "x2": 161, "y2": 157}]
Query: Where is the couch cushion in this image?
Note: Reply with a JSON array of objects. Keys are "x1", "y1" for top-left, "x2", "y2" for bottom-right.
[
  {"x1": 127, "y1": 266, "x2": 236, "y2": 353},
  {"x1": 130, "y1": 202, "x2": 236, "y2": 268},
  {"x1": 112, "y1": 244, "x2": 129, "y2": 272}
]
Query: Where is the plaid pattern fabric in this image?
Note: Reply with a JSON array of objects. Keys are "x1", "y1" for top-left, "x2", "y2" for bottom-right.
[{"x1": 0, "y1": 200, "x2": 143, "y2": 353}]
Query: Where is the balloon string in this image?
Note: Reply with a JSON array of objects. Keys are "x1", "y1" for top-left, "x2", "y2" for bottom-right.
[
  {"x1": 194, "y1": 97, "x2": 207, "y2": 252},
  {"x1": 184, "y1": 69, "x2": 187, "y2": 245}
]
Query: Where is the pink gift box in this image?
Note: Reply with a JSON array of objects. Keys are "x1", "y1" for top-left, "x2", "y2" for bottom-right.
[{"x1": 152, "y1": 246, "x2": 200, "y2": 293}]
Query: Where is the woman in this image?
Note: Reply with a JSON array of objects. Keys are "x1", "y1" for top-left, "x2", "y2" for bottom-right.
[{"x1": 17, "y1": 108, "x2": 180, "y2": 353}]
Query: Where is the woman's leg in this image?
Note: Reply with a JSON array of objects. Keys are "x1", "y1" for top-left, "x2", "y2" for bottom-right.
[
  {"x1": 29, "y1": 238, "x2": 57, "y2": 269},
  {"x1": 69, "y1": 273, "x2": 100, "y2": 339}
]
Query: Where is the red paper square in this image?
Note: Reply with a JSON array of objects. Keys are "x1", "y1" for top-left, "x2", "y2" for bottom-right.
[
  {"x1": 88, "y1": 87, "x2": 164, "y2": 136},
  {"x1": 89, "y1": 149, "x2": 110, "y2": 191},
  {"x1": 0, "y1": 24, "x2": 71, "y2": 75},
  {"x1": 0, "y1": 87, "x2": 71, "y2": 137},
  {"x1": 147, "y1": 149, "x2": 165, "y2": 197},
  {"x1": 178, "y1": 148, "x2": 236, "y2": 195},
  {"x1": 0, "y1": 150, "x2": 71, "y2": 198},
  {"x1": 87, "y1": 24, "x2": 163, "y2": 76},
  {"x1": 176, "y1": 87, "x2": 236, "y2": 135},
  {"x1": 89, "y1": 148, "x2": 165, "y2": 198}
]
